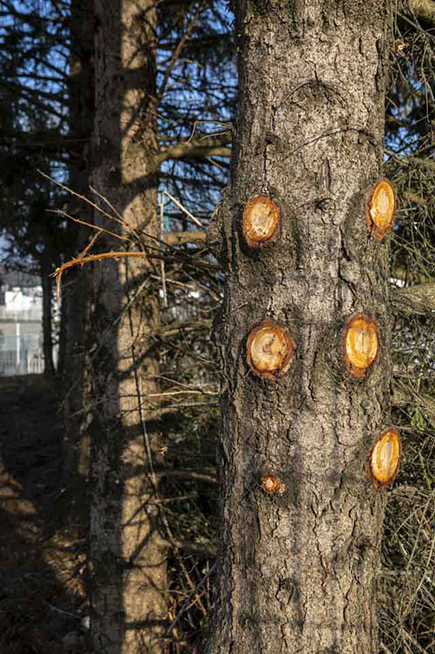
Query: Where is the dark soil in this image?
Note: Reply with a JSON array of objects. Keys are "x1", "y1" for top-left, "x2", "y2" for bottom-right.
[{"x1": 0, "y1": 374, "x2": 87, "y2": 654}]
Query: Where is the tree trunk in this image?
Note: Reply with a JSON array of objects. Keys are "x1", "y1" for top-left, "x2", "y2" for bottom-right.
[
  {"x1": 41, "y1": 256, "x2": 55, "y2": 377},
  {"x1": 204, "y1": 2, "x2": 396, "y2": 654},
  {"x1": 56, "y1": 287, "x2": 66, "y2": 377},
  {"x1": 88, "y1": 1, "x2": 167, "y2": 652},
  {"x1": 62, "y1": 0, "x2": 95, "y2": 491}
]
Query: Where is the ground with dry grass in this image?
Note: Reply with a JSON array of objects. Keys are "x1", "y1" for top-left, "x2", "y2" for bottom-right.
[{"x1": 0, "y1": 374, "x2": 87, "y2": 654}]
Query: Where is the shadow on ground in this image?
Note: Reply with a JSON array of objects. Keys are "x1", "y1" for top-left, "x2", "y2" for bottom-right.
[{"x1": 0, "y1": 374, "x2": 88, "y2": 654}]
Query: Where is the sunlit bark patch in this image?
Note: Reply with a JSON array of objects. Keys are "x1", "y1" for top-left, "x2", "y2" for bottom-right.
[
  {"x1": 365, "y1": 427, "x2": 402, "y2": 489},
  {"x1": 366, "y1": 178, "x2": 396, "y2": 239},
  {"x1": 343, "y1": 315, "x2": 380, "y2": 379},
  {"x1": 242, "y1": 196, "x2": 281, "y2": 248},
  {"x1": 246, "y1": 319, "x2": 295, "y2": 379},
  {"x1": 261, "y1": 475, "x2": 286, "y2": 495}
]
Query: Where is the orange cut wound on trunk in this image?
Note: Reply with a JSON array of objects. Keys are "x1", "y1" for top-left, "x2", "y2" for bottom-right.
[
  {"x1": 247, "y1": 318, "x2": 295, "y2": 380},
  {"x1": 261, "y1": 475, "x2": 286, "y2": 495},
  {"x1": 366, "y1": 178, "x2": 396, "y2": 239},
  {"x1": 242, "y1": 196, "x2": 280, "y2": 248},
  {"x1": 343, "y1": 315, "x2": 380, "y2": 379},
  {"x1": 365, "y1": 427, "x2": 402, "y2": 489}
]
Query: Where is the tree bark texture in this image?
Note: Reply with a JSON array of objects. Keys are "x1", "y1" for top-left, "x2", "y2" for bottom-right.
[
  {"x1": 62, "y1": 0, "x2": 94, "y2": 496},
  {"x1": 41, "y1": 253, "x2": 55, "y2": 377},
  {"x1": 89, "y1": 1, "x2": 167, "y2": 653},
  {"x1": 205, "y1": 2, "x2": 393, "y2": 653}
]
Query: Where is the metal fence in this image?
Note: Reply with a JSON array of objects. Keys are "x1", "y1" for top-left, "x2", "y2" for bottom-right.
[
  {"x1": 0, "y1": 333, "x2": 45, "y2": 376},
  {"x1": 0, "y1": 307, "x2": 43, "y2": 322}
]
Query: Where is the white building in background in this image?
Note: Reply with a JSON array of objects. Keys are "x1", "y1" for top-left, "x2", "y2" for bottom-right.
[{"x1": 0, "y1": 269, "x2": 45, "y2": 376}]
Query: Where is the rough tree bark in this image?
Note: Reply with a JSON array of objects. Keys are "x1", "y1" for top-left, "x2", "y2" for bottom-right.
[
  {"x1": 205, "y1": 2, "x2": 397, "y2": 653},
  {"x1": 88, "y1": 1, "x2": 167, "y2": 652},
  {"x1": 62, "y1": 0, "x2": 95, "y2": 494},
  {"x1": 41, "y1": 252, "x2": 55, "y2": 377}
]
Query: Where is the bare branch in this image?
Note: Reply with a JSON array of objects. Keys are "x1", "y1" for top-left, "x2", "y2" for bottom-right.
[
  {"x1": 157, "y1": 134, "x2": 231, "y2": 164},
  {"x1": 161, "y1": 190, "x2": 203, "y2": 227},
  {"x1": 39, "y1": 171, "x2": 124, "y2": 227},
  {"x1": 48, "y1": 209, "x2": 130, "y2": 243},
  {"x1": 156, "y1": 537, "x2": 216, "y2": 558},
  {"x1": 402, "y1": 190, "x2": 427, "y2": 206},
  {"x1": 145, "y1": 402, "x2": 219, "y2": 420},
  {"x1": 157, "y1": 319, "x2": 212, "y2": 339},
  {"x1": 163, "y1": 230, "x2": 206, "y2": 246},
  {"x1": 390, "y1": 267, "x2": 428, "y2": 286},
  {"x1": 158, "y1": 1, "x2": 206, "y2": 99},
  {"x1": 156, "y1": 469, "x2": 217, "y2": 485},
  {"x1": 392, "y1": 281, "x2": 435, "y2": 314}
]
